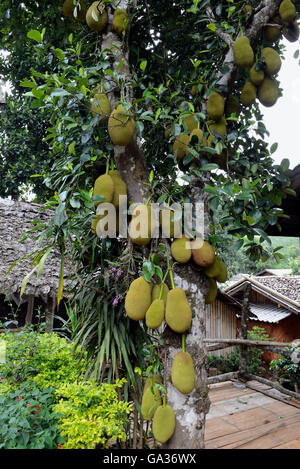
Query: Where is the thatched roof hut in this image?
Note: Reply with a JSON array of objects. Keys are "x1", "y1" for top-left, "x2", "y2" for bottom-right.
[{"x1": 0, "y1": 198, "x2": 73, "y2": 330}]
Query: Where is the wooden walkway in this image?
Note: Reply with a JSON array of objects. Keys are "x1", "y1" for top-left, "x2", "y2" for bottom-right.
[{"x1": 205, "y1": 380, "x2": 300, "y2": 449}]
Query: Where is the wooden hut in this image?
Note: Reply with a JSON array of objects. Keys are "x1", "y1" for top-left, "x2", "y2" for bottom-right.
[
  {"x1": 0, "y1": 198, "x2": 73, "y2": 331},
  {"x1": 206, "y1": 290, "x2": 241, "y2": 356},
  {"x1": 224, "y1": 275, "x2": 300, "y2": 362}
]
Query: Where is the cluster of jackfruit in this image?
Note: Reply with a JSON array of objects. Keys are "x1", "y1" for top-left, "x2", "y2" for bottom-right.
[
  {"x1": 91, "y1": 170, "x2": 127, "y2": 236},
  {"x1": 140, "y1": 374, "x2": 176, "y2": 443},
  {"x1": 62, "y1": 1, "x2": 129, "y2": 37},
  {"x1": 170, "y1": 237, "x2": 228, "y2": 304},
  {"x1": 234, "y1": 1, "x2": 299, "y2": 110}
]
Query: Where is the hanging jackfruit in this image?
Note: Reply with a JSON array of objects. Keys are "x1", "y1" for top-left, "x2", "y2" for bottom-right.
[
  {"x1": 152, "y1": 282, "x2": 169, "y2": 305},
  {"x1": 160, "y1": 209, "x2": 182, "y2": 238},
  {"x1": 283, "y1": 21, "x2": 300, "y2": 42},
  {"x1": 108, "y1": 170, "x2": 127, "y2": 208},
  {"x1": 208, "y1": 116, "x2": 227, "y2": 138},
  {"x1": 171, "y1": 236, "x2": 192, "y2": 264},
  {"x1": 205, "y1": 278, "x2": 218, "y2": 304},
  {"x1": 172, "y1": 134, "x2": 190, "y2": 161},
  {"x1": 225, "y1": 95, "x2": 240, "y2": 118},
  {"x1": 263, "y1": 16, "x2": 282, "y2": 43},
  {"x1": 279, "y1": 0, "x2": 296, "y2": 23},
  {"x1": 91, "y1": 92, "x2": 111, "y2": 121},
  {"x1": 261, "y1": 47, "x2": 282, "y2": 76},
  {"x1": 93, "y1": 174, "x2": 114, "y2": 206},
  {"x1": 258, "y1": 77, "x2": 279, "y2": 107},
  {"x1": 207, "y1": 92, "x2": 225, "y2": 122},
  {"x1": 63, "y1": 0, "x2": 86, "y2": 20},
  {"x1": 108, "y1": 104, "x2": 135, "y2": 146},
  {"x1": 153, "y1": 405, "x2": 176, "y2": 443},
  {"x1": 183, "y1": 113, "x2": 198, "y2": 132},
  {"x1": 233, "y1": 36, "x2": 254, "y2": 68},
  {"x1": 250, "y1": 64, "x2": 265, "y2": 86},
  {"x1": 125, "y1": 276, "x2": 152, "y2": 321},
  {"x1": 204, "y1": 256, "x2": 227, "y2": 280},
  {"x1": 241, "y1": 81, "x2": 257, "y2": 107},
  {"x1": 129, "y1": 204, "x2": 156, "y2": 246},
  {"x1": 192, "y1": 239, "x2": 215, "y2": 267},
  {"x1": 145, "y1": 299, "x2": 165, "y2": 329},
  {"x1": 113, "y1": 8, "x2": 129, "y2": 36},
  {"x1": 141, "y1": 375, "x2": 162, "y2": 420},
  {"x1": 215, "y1": 260, "x2": 228, "y2": 283},
  {"x1": 165, "y1": 288, "x2": 192, "y2": 333},
  {"x1": 86, "y1": 2, "x2": 108, "y2": 31},
  {"x1": 171, "y1": 351, "x2": 195, "y2": 394}
]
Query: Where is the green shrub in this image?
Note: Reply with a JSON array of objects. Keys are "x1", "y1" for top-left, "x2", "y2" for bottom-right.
[
  {"x1": 270, "y1": 348, "x2": 300, "y2": 391},
  {"x1": 53, "y1": 378, "x2": 132, "y2": 449},
  {"x1": 0, "y1": 383, "x2": 63, "y2": 449},
  {"x1": 0, "y1": 331, "x2": 86, "y2": 390}
]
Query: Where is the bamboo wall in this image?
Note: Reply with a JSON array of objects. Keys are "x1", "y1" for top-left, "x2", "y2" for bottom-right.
[{"x1": 206, "y1": 299, "x2": 238, "y2": 356}]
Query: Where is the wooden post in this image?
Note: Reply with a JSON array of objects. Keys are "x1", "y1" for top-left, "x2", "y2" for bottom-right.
[
  {"x1": 239, "y1": 283, "x2": 251, "y2": 378},
  {"x1": 25, "y1": 295, "x2": 34, "y2": 326},
  {"x1": 45, "y1": 295, "x2": 56, "y2": 333}
]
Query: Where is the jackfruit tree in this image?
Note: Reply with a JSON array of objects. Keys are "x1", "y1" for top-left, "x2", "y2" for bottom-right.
[{"x1": 0, "y1": 0, "x2": 299, "y2": 449}]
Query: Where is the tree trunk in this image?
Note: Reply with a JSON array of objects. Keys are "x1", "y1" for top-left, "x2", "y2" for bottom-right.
[{"x1": 239, "y1": 284, "x2": 251, "y2": 377}]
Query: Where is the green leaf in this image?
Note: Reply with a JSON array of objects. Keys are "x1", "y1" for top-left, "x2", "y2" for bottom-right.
[
  {"x1": 27, "y1": 30, "x2": 43, "y2": 43},
  {"x1": 140, "y1": 60, "x2": 147, "y2": 71}
]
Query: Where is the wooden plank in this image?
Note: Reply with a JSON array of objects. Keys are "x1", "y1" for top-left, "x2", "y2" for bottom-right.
[
  {"x1": 273, "y1": 439, "x2": 300, "y2": 449},
  {"x1": 205, "y1": 417, "x2": 239, "y2": 441}
]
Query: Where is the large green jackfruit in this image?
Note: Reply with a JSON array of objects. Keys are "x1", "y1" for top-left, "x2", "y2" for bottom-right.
[
  {"x1": 63, "y1": 0, "x2": 86, "y2": 20},
  {"x1": 279, "y1": 0, "x2": 296, "y2": 23},
  {"x1": 225, "y1": 95, "x2": 240, "y2": 118},
  {"x1": 208, "y1": 116, "x2": 227, "y2": 138},
  {"x1": 108, "y1": 170, "x2": 127, "y2": 208},
  {"x1": 171, "y1": 351, "x2": 195, "y2": 394},
  {"x1": 192, "y1": 239, "x2": 215, "y2": 267},
  {"x1": 204, "y1": 256, "x2": 223, "y2": 278},
  {"x1": 146, "y1": 299, "x2": 165, "y2": 329},
  {"x1": 233, "y1": 36, "x2": 254, "y2": 68},
  {"x1": 241, "y1": 81, "x2": 257, "y2": 107},
  {"x1": 172, "y1": 134, "x2": 190, "y2": 161},
  {"x1": 93, "y1": 174, "x2": 114, "y2": 206},
  {"x1": 171, "y1": 236, "x2": 191, "y2": 264},
  {"x1": 183, "y1": 113, "x2": 198, "y2": 132},
  {"x1": 86, "y1": 2, "x2": 108, "y2": 31},
  {"x1": 165, "y1": 288, "x2": 192, "y2": 333},
  {"x1": 125, "y1": 277, "x2": 152, "y2": 321},
  {"x1": 160, "y1": 209, "x2": 182, "y2": 238},
  {"x1": 141, "y1": 375, "x2": 162, "y2": 420},
  {"x1": 205, "y1": 278, "x2": 218, "y2": 304},
  {"x1": 263, "y1": 16, "x2": 282, "y2": 43},
  {"x1": 152, "y1": 282, "x2": 169, "y2": 305},
  {"x1": 91, "y1": 92, "x2": 111, "y2": 121},
  {"x1": 215, "y1": 260, "x2": 228, "y2": 283},
  {"x1": 250, "y1": 64, "x2": 265, "y2": 86},
  {"x1": 129, "y1": 204, "x2": 156, "y2": 246},
  {"x1": 258, "y1": 77, "x2": 279, "y2": 107},
  {"x1": 207, "y1": 92, "x2": 225, "y2": 122},
  {"x1": 108, "y1": 104, "x2": 135, "y2": 146},
  {"x1": 153, "y1": 405, "x2": 176, "y2": 443},
  {"x1": 261, "y1": 48, "x2": 282, "y2": 76},
  {"x1": 113, "y1": 8, "x2": 129, "y2": 37}
]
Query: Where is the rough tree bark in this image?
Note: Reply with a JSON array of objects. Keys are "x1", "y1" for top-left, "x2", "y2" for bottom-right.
[{"x1": 100, "y1": 0, "x2": 283, "y2": 449}]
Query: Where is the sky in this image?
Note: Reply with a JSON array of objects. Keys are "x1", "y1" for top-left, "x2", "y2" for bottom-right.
[{"x1": 260, "y1": 37, "x2": 300, "y2": 170}]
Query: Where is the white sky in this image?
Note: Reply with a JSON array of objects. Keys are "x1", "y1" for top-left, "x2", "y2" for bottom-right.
[{"x1": 261, "y1": 37, "x2": 300, "y2": 170}]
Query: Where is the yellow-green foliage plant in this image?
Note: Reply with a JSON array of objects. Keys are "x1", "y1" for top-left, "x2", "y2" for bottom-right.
[{"x1": 53, "y1": 379, "x2": 131, "y2": 449}]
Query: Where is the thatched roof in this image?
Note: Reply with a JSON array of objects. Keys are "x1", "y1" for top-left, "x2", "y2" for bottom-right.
[
  {"x1": 225, "y1": 274, "x2": 300, "y2": 315},
  {"x1": 0, "y1": 198, "x2": 73, "y2": 299}
]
